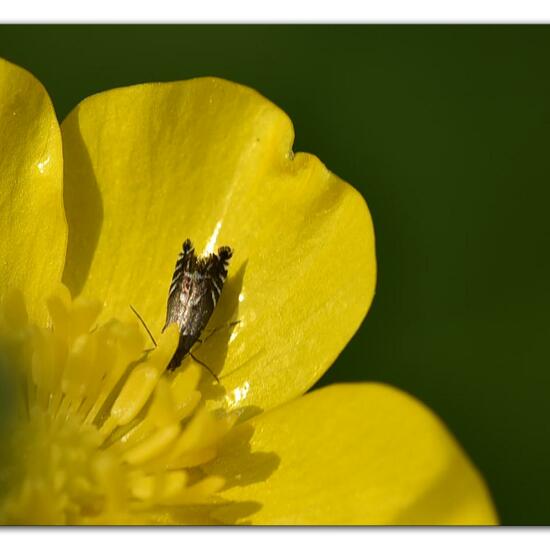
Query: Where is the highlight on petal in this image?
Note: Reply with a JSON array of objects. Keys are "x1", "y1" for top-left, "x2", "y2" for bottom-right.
[
  {"x1": 206, "y1": 384, "x2": 498, "y2": 525},
  {"x1": 60, "y1": 78, "x2": 376, "y2": 413},
  {"x1": 0, "y1": 59, "x2": 66, "y2": 324}
]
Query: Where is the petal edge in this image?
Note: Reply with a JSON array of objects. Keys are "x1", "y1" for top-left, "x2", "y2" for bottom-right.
[
  {"x1": 0, "y1": 58, "x2": 66, "y2": 323},
  {"x1": 208, "y1": 383, "x2": 497, "y2": 525}
]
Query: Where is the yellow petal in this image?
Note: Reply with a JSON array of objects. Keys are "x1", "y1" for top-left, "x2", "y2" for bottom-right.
[
  {"x1": 207, "y1": 384, "x2": 497, "y2": 525},
  {"x1": 60, "y1": 78, "x2": 375, "y2": 411},
  {"x1": 0, "y1": 59, "x2": 66, "y2": 323}
]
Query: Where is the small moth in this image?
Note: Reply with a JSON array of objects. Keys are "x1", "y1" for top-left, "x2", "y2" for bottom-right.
[{"x1": 163, "y1": 238, "x2": 232, "y2": 377}]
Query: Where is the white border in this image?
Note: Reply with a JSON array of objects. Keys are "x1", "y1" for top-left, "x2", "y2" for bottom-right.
[
  {"x1": 1, "y1": 528, "x2": 550, "y2": 550},
  {"x1": 2, "y1": 0, "x2": 550, "y2": 23},
  {"x1": 0, "y1": 0, "x2": 547, "y2": 543}
]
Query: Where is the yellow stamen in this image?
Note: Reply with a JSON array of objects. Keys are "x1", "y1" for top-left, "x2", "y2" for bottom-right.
[{"x1": 0, "y1": 286, "x2": 234, "y2": 525}]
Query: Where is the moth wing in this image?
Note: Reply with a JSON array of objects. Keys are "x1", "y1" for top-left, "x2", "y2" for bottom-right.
[
  {"x1": 164, "y1": 239, "x2": 196, "y2": 331},
  {"x1": 204, "y1": 247, "x2": 232, "y2": 308}
]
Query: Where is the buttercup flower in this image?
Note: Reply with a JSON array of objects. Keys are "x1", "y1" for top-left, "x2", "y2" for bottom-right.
[{"x1": 0, "y1": 58, "x2": 497, "y2": 525}]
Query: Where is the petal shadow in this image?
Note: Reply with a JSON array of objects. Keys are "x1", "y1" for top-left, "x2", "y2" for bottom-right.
[{"x1": 61, "y1": 114, "x2": 103, "y2": 297}]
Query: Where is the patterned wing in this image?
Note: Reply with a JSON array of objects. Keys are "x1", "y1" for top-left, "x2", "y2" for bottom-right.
[
  {"x1": 205, "y1": 245, "x2": 232, "y2": 309},
  {"x1": 164, "y1": 239, "x2": 196, "y2": 330}
]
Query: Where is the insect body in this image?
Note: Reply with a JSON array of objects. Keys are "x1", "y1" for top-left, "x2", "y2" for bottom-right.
[{"x1": 164, "y1": 238, "x2": 232, "y2": 374}]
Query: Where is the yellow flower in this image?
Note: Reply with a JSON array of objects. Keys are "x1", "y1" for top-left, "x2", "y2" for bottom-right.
[{"x1": 0, "y1": 58, "x2": 497, "y2": 525}]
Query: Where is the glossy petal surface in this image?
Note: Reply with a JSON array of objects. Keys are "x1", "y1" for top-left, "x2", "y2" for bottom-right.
[
  {"x1": 207, "y1": 384, "x2": 497, "y2": 525},
  {"x1": 0, "y1": 59, "x2": 65, "y2": 322},
  {"x1": 61, "y1": 78, "x2": 376, "y2": 412}
]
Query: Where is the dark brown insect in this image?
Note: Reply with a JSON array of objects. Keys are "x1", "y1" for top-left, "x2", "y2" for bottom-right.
[{"x1": 163, "y1": 238, "x2": 232, "y2": 379}]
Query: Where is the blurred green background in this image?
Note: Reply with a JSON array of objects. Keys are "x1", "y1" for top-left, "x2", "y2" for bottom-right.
[{"x1": 1, "y1": 25, "x2": 549, "y2": 525}]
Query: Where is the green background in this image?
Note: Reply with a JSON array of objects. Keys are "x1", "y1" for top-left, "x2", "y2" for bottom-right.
[{"x1": 1, "y1": 25, "x2": 549, "y2": 525}]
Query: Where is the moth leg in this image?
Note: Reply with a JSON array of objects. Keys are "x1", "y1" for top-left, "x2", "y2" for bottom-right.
[
  {"x1": 189, "y1": 352, "x2": 220, "y2": 383},
  {"x1": 201, "y1": 320, "x2": 241, "y2": 343},
  {"x1": 190, "y1": 321, "x2": 241, "y2": 354}
]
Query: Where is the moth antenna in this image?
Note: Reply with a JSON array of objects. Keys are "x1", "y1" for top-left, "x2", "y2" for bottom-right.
[
  {"x1": 129, "y1": 304, "x2": 158, "y2": 348},
  {"x1": 189, "y1": 352, "x2": 220, "y2": 383}
]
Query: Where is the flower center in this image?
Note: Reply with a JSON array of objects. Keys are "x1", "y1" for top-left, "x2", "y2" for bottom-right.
[{"x1": 0, "y1": 286, "x2": 235, "y2": 525}]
